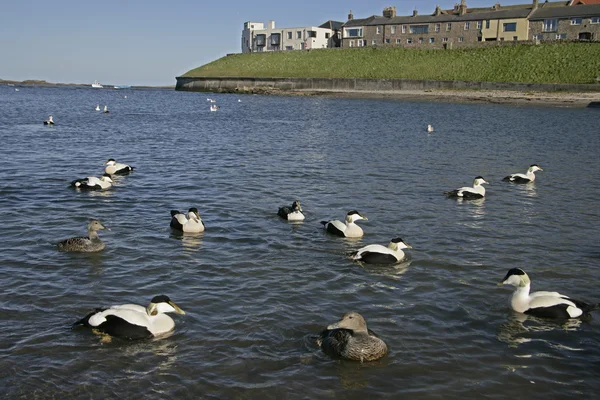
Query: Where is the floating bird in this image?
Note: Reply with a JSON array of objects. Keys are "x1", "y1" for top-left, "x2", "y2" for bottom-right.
[
  {"x1": 170, "y1": 208, "x2": 205, "y2": 233},
  {"x1": 277, "y1": 200, "x2": 305, "y2": 221},
  {"x1": 43, "y1": 115, "x2": 54, "y2": 125},
  {"x1": 103, "y1": 105, "x2": 110, "y2": 113},
  {"x1": 57, "y1": 219, "x2": 110, "y2": 252},
  {"x1": 95, "y1": 104, "x2": 100, "y2": 111},
  {"x1": 210, "y1": 104, "x2": 220, "y2": 112},
  {"x1": 70, "y1": 174, "x2": 113, "y2": 190},
  {"x1": 350, "y1": 237, "x2": 412, "y2": 264},
  {"x1": 104, "y1": 158, "x2": 135, "y2": 175},
  {"x1": 445, "y1": 176, "x2": 489, "y2": 199},
  {"x1": 207, "y1": 98, "x2": 216, "y2": 103},
  {"x1": 427, "y1": 124, "x2": 434, "y2": 133},
  {"x1": 500, "y1": 268, "x2": 599, "y2": 319},
  {"x1": 503, "y1": 164, "x2": 543, "y2": 183},
  {"x1": 15, "y1": 88, "x2": 19, "y2": 92},
  {"x1": 74, "y1": 295, "x2": 186, "y2": 340},
  {"x1": 317, "y1": 312, "x2": 387, "y2": 362},
  {"x1": 237, "y1": 99, "x2": 242, "y2": 102},
  {"x1": 321, "y1": 210, "x2": 367, "y2": 238}
]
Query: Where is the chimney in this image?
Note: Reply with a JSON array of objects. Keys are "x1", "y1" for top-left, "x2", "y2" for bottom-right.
[
  {"x1": 434, "y1": 5, "x2": 442, "y2": 16},
  {"x1": 459, "y1": 0, "x2": 467, "y2": 16},
  {"x1": 493, "y1": 2, "x2": 501, "y2": 10},
  {"x1": 383, "y1": 6, "x2": 396, "y2": 18},
  {"x1": 268, "y1": 20, "x2": 275, "y2": 29},
  {"x1": 532, "y1": 0, "x2": 538, "y2": 8},
  {"x1": 413, "y1": 9, "x2": 418, "y2": 17},
  {"x1": 348, "y1": 10, "x2": 354, "y2": 20}
]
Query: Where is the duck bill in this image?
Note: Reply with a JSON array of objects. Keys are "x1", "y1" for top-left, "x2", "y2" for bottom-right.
[
  {"x1": 169, "y1": 301, "x2": 186, "y2": 315},
  {"x1": 327, "y1": 321, "x2": 342, "y2": 330}
]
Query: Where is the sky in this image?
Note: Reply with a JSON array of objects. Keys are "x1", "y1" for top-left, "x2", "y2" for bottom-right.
[{"x1": 0, "y1": 0, "x2": 538, "y2": 86}]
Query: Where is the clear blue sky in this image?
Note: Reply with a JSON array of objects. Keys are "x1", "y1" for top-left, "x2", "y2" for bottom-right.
[{"x1": 1, "y1": 0, "x2": 535, "y2": 86}]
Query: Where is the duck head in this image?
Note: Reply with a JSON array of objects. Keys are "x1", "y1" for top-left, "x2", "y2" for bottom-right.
[
  {"x1": 500, "y1": 268, "x2": 530, "y2": 288},
  {"x1": 146, "y1": 295, "x2": 186, "y2": 316},
  {"x1": 529, "y1": 164, "x2": 543, "y2": 173},
  {"x1": 327, "y1": 312, "x2": 368, "y2": 333},
  {"x1": 389, "y1": 237, "x2": 412, "y2": 251},
  {"x1": 88, "y1": 219, "x2": 110, "y2": 232},
  {"x1": 346, "y1": 210, "x2": 367, "y2": 223},
  {"x1": 473, "y1": 176, "x2": 489, "y2": 186}
]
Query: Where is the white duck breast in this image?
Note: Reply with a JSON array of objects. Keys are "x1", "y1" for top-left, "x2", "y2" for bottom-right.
[
  {"x1": 278, "y1": 200, "x2": 305, "y2": 221},
  {"x1": 104, "y1": 158, "x2": 135, "y2": 175},
  {"x1": 445, "y1": 176, "x2": 488, "y2": 199},
  {"x1": 500, "y1": 268, "x2": 598, "y2": 319},
  {"x1": 351, "y1": 238, "x2": 412, "y2": 264},
  {"x1": 70, "y1": 175, "x2": 113, "y2": 190},
  {"x1": 75, "y1": 295, "x2": 186, "y2": 340},
  {"x1": 321, "y1": 210, "x2": 367, "y2": 238},
  {"x1": 170, "y1": 208, "x2": 205, "y2": 233},
  {"x1": 503, "y1": 164, "x2": 543, "y2": 183}
]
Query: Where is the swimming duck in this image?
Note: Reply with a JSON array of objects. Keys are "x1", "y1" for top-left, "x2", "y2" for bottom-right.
[
  {"x1": 57, "y1": 219, "x2": 110, "y2": 252},
  {"x1": 277, "y1": 200, "x2": 305, "y2": 221},
  {"x1": 170, "y1": 208, "x2": 205, "y2": 233},
  {"x1": 104, "y1": 158, "x2": 135, "y2": 175},
  {"x1": 43, "y1": 115, "x2": 54, "y2": 125},
  {"x1": 74, "y1": 295, "x2": 185, "y2": 340},
  {"x1": 210, "y1": 105, "x2": 220, "y2": 112},
  {"x1": 317, "y1": 312, "x2": 388, "y2": 362},
  {"x1": 500, "y1": 268, "x2": 598, "y2": 319},
  {"x1": 445, "y1": 176, "x2": 489, "y2": 199},
  {"x1": 503, "y1": 164, "x2": 543, "y2": 183},
  {"x1": 103, "y1": 105, "x2": 110, "y2": 113},
  {"x1": 321, "y1": 210, "x2": 367, "y2": 238},
  {"x1": 427, "y1": 124, "x2": 434, "y2": 133},
  {"x1": 350, "y1": 237, "x2": 412, "y2": 264},
  {"x1": 95, "y1": 104, "x2": 100, "y2": 111},
  {"x1": 70, "y1": 174, "x2": 113, "y2": 190}
]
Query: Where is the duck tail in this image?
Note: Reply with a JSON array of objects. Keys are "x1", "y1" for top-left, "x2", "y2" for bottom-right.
[
  {"x1": 170, "y1": 210, "x2": 180, "y2": 217},
  {"x1": 502, "y1": 176, "x2": 511, "y2": 181},
  {"x1": 320, "y1": 221, "x2": 328, "y2": 226},
  {"x1": 73, "y1": 308, "x2": 104, "y2": 327}
]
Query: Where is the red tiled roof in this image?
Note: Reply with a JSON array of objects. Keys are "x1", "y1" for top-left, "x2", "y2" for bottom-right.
[{"x1": 570, "y1": 0, "x2": 600, "y2": 5}]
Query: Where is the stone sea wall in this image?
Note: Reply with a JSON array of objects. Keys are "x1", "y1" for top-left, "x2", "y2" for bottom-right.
[{"x1": 175, "y1": 76, "x2": 600, "y2": 93}]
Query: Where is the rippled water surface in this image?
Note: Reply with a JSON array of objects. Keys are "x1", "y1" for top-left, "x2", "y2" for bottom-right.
[{"x1": 1, "y1": 86, "x2": 599, "y2": 399}]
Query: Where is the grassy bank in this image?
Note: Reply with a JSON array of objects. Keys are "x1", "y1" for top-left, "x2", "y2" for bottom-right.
[{"x1": 183, "y1": 43, "x2": 600, "y2": 84}]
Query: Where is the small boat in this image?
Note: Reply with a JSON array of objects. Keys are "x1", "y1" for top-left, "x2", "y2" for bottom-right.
[
  {"x1": 91, "y1": 80, "x2": 103, "y2": 88},
  {"x1": 114, "y1": 85, "x2": 131, "y2": 89}
]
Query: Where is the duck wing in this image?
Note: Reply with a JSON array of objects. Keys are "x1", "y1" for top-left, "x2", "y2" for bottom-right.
[
  {"x1": 277, "y1": 206, "x2": 291, "y2": 219},
  {"x1": 352, "y1": 244, "x2": 399, "y2": 264},
  {"x1": 57, "y1": 236, "x2": 92, "y2": 251},
  {"x1": 321, "y1": 220, "x2": 346, "y2": 237}
]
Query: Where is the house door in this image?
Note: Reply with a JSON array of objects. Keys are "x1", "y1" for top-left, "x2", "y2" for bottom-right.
[{"x1": 578, "y1": 32, "x2": 592, "y2": 41}]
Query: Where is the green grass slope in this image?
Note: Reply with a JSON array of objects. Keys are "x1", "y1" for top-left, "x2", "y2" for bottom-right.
[{"x1": 183, "y1": 43, "x2": 600, "y2": 84}]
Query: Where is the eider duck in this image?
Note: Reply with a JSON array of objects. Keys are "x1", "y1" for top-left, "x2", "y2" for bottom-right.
[
  {"x1": 277, "y1": 200, "x2": 305, "y2": 221},
  {"x1": 445, "y1": 176, "x2": 489, "y2": 199},
  {"x1": 43, "y1": 115, "x2": 54, "y2": 125},
  {"x1": 95, "y1": 104, "x2": 100, "y2": 111},
  {"x1": 500, "y1": 268, "x2": 598, "y2": 319},
  {"x1": 427, "y1": 124, "x2": 434, "y2": 133},
  {"x1": 104, "y1": 158, "x2": 135, "y2": 175},
  {"x1": 170, "y1": 208, "x2": 205, "y2": 233},
  {"x1": 317, "y1": 312, "x2": 388, "y2": 362},
  {"x1": 350, "y1": 237, "x2": 412, "y2": 264},
  {"x1": 503, "y1": 164, "x2": 543, "y2": 183},
  {"x1": 57, "y1": 219, "x2": 110, "y2": 252},
  {"x1": 74, "y1": 295, "x2": 185, "y2": 340},
  {"x1": 70, "y1": 174, "x2": 113, "y2": 190},
  {"x1": 321, "y1": 210, "x2": 367, "y2": 238},
  {"x1": 103, "y1": 105, "x2": 110, "y2": 113},
  {"x1": 210, "y1": 104, "x2": 220, "y2": 112}
]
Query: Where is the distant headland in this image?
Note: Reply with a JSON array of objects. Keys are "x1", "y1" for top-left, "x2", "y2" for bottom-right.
[{"x1": 1, "y1": 79, "x2": 174, "y2": 89}]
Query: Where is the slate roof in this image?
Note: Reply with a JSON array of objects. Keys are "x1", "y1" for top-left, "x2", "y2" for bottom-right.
[
  {"x1": 530, "y1": 3, "x2": 600, "y2": 18},
  {"x1": 319, "y1": 20, "x2": 344, "y2": 30}
]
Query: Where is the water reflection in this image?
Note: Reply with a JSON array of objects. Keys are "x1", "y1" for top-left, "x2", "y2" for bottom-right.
[
  {"x1": 359, "y1": 259, "x2": 412, "y2": 278},
  {"x1": 496, "y1": 313, "x2": 582, "y2": 348},
  {"x1": 170, "y1": 231, "x2": 204, "y2": 251}
]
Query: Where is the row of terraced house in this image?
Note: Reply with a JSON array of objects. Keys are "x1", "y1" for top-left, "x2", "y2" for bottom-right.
[{"x1": 242, "y1": 0, "x2": 600, "y2": 53}]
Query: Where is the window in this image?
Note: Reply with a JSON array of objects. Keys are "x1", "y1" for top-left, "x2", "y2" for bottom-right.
[
  {"x1": 270, "y1": 33, "x2": 280, "y2": 45},
  {"x1": 402, "y1": 25, "x2": 407, "y2": 34},
  {"x1": 556, "y1": 33, "x2": 567, "y2": 40},
  {"x1": 592, "y1": 17, "x2": 600, "y2": 24},
  {"x1": 391, "y1": 25, "x2": 396, "y2": 34},
  {"x1": 344, "y1": 27, "x2": 363, "y2": 37},
  {"x1": 571, "y1": 18, "x2": 582, "y2": 25},
  {"x1": 513, "y1": 36, "x2": 518, "y2": 41},
  {"x1": 543, "y1": 19, "x2": 556, "y2": 32},
  {"x1": 396, "y1": 38, "x2": 401, "y2": 44},
  {"x1": 458, "y1": 37, "x2": 464, "y2": 42},
  {"x1": 485, "y1": 20, "x2": 490, "y2": 29},
  {"x1": 443, "y1": 37, "x2": 448, "y2": 43},
  {"x1": 372, "y1": 39, "x2": 377, "y2": 45},
  {"x1": 410, "y1": 25, "x2": 429, "y2": 34},
  {"x1": 287, "y1": 32, "x2": 292, "y2": 39},
  {"x1": 477, "y1": 21, "x2": 482, "y2": 30},
  {"x1": 285, "y1": 46, "x2": 294, "y2": 50},
  {"x1": 464, "y1": 22, "x2": 470, "y2": 30},
  {"x1": 429, "y1": 38, "x2": 435, "y2": 43},
  {"x1": 377, "y1": 26, "x2": 382, "y2": 34},
  {"x1": 446, "y1": 23, "x2": 452, "y2": 31},
  {"x1": 255, "y1": 34, "x2": 266, "y2": 46},
  {"x1": 385, "y1": 39, "x2": 390, "y2": 44},
  {"x1": 297, "y1": 31, "x2": 302, "y2": 39},
  {"x1": 503, "y1": 23, "x2": 517, "y2": 32},
  {"x1": 349, "y1": 40, "x2": 354, "y2": 47},
  {"x1": 307, "y1": 31, "x2": 316, "y2": 38},
  {"x1": 407, "y1": 38, "x2": 413, "y2": 44},
  {"x1": 435, "y1": 23, "x2": 441, "y2": 32},
  {"x1": 418, "y1": 37, "x2": 424, "y2": 44},
  {"x1": 534, "y1": 34, "x2": 543, "y2": 40},
  {"x1": 357, "y1": 39, "x2": 363, "y2": 47},
  {"x1": 325, "y1": 32, "x2": 330, "y2": 39}
]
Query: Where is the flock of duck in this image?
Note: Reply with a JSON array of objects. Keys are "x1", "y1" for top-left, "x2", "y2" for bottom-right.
[{"x1": 59, "y1": 157, "x2": 598, "y2": 361}]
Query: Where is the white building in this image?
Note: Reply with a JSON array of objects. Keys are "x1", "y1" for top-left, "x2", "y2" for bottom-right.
[{"x1": 241, "y1": 20, "x2": 342, "y2": 53}]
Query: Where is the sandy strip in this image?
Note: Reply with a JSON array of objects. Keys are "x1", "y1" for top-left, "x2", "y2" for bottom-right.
[{"x1": 291, "y1": 88, "x2": 600, "y2": 108}]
